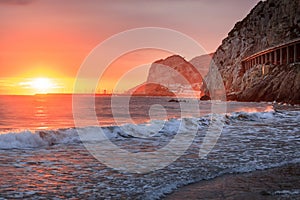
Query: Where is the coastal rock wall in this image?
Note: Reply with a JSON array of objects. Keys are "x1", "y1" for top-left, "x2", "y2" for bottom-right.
[
  {"x1": 239, "y1": 63, "x2": 300, "y2": 103},
  {"x1": 205, "y1": 0, "x2": 300, "y2": 104}
]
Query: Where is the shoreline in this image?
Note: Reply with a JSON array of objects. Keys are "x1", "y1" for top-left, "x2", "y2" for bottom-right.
[{"x1": 163, "y1": 163, "x2": 300, "y2": 200}]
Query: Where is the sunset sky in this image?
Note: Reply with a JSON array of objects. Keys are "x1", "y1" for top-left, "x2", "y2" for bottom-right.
[{"x1": 0, "y1": 0, "x2": 260, "y2": 95}]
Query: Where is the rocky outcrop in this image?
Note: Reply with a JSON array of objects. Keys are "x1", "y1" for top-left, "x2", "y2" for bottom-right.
[
  {"x1": 127, "y1": 53, "x2": 213, "y2": 97},
  {"x1": 200, "y1": 95, "x2": 211, "y2": 101},
  {"x1": 130, "y1": 83, "x2": 175, "y2": 96},
  {"x1": 204, "y1": 0, "x2": 300, "y2": 104},
  {"x1": 147, "y1": 55, "x2": 204, "y2": 91},
  {"x1": 129, "y1": 54, "x2": 211, "y2": 97}
]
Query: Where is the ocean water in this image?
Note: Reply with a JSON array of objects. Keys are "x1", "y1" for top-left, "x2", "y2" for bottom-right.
[{"x1": 0, "y1": 95, "x2": 299, "y2": 199}]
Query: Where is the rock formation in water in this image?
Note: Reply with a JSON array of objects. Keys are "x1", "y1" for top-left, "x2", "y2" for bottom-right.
[
  {"x1": 145, "y1": 54, "x2": 213, "y2": 96},
  {"x1": 129, "y1": 83, "x2": 175, "y2": 96},
  {"x1": 204, "y1": 0, "x2": 300, "y2": 104},
  {"x1": 147, "y1": 55, "x2": 203, "y2": 91},
  {"x1": 128, "y1": 54, "x2": 212, "y2": 96}
]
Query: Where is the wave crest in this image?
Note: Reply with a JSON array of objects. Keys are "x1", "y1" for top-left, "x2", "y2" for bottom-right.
[{"x1": 0, "y1": 109, "x2": 298, "y2": 149}]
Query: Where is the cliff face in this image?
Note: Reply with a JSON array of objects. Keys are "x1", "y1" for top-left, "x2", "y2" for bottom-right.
[
  {"x1": 146, "y1": 55, "x2": 206, "y2": 96},
  {"x1": 238, "y1": 63, "x2": 300, "y2": 103},
  {"x1": 127, "y1": 54, "x2": 212, "y2": 97},
  {"x1": 205, "y1": 0, "x2": 300, "y2": 104},
  {"x1": 147, "y1": 55, "x2": 203, "y2": 90}
]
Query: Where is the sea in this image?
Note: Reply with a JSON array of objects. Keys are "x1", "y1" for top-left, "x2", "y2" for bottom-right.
[{"x1": 0, "y1": 94, "x2": 299, "y2": 199}]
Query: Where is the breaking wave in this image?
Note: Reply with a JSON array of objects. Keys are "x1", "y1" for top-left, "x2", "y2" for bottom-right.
[{"x1": 0, "y1": 109, "x2": 299, "y2": 150}]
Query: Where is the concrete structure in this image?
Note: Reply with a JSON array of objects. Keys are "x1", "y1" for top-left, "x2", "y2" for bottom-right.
[{"x1": 242, "y1": 38, "x2": 300, "y2": 71}]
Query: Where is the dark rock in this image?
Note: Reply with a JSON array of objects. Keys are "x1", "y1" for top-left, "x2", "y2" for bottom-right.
[
  {"x1": 260, "y1": 190, "x2": 271, "y2": 196},
  {"x1": 168, "y1": 99, "x2": 187, "y2": 103},
  {"x1": 168, "y1": 99, "x2": 179, "y2": 103},
  {"x1": 200, "y1": 95, "x2": 211, "y2": 101}
]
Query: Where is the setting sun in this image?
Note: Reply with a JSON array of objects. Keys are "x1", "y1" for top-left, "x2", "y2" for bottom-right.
[{"x1": 30, "y1": 78, "x2": 54, "y2": 94}]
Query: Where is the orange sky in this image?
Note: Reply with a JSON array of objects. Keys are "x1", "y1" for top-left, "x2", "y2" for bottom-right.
[{"x1": 0, "y1": 0, "x2": 260, "y2": 95}]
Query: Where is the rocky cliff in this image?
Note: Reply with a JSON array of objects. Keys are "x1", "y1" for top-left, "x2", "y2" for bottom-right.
[
  {"x1": 131, "y1": 54, "x2": 211, "y2": 97},
  {"x1": 204, "y1": 0, "x2": 300, "y2": 104},
  {"x1": 147, "y1": 55, "x2": 203, "y2": 91},
  {"x1": 127, "y1": 54, "x2": 213, "y2": 97}
]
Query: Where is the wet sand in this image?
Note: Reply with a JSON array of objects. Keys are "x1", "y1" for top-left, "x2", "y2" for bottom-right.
[{"x1": 164, "y1": 163, "x2": 300, "y2": 200}]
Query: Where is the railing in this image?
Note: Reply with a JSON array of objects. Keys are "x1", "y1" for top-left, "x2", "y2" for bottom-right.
[{"x1": 242, "y1": 38, "x2": 300, "y2": 71}]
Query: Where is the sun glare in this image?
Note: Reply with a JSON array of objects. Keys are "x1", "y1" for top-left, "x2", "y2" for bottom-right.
[{"x1": 31, "y1": 78, "x2": 54, "y2": 93}]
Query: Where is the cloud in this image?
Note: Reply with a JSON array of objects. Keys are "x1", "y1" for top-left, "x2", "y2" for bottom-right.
[{"x1": 0, "y1": 0, "x2": 36, "y2": 6}]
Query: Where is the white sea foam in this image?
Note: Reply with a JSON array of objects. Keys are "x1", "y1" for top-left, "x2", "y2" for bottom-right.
[
  {"x1": 273, "y1": 189, "x2": 300, "y2": 196},
  {"x1": 0, "y1": 129, "x2": 80, "y2": 149},
  {"x1": 0, "y1": 130, "x2": 47, "y2": 149},
  {"x1": 1, "y1": 109, "x2": 299, "y2": 199},
  {"x1": 0, "y1": 110, "x2": 299, "y2": 151}
]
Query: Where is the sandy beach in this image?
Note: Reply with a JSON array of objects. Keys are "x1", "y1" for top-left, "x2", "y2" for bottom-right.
[{"x1": 164, "y1": 163, "x2": 300, "y2": 200}]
